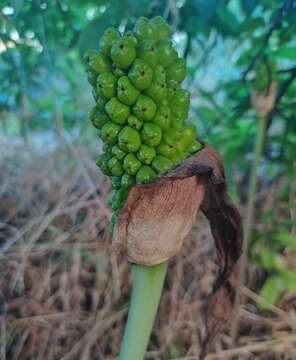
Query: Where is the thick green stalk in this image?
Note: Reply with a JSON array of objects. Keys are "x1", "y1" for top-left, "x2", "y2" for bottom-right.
[
  {"x1": 230, "y1": 115, "x2": 267, "y2": 337},
  {"x1": 119, "y1": 262, "x2": 168, "y2": 360}
]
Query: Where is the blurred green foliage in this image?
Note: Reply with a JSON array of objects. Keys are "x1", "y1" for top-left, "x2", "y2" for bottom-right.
[{"x1": 0, "y1": 0, "x2": 295, "y2": 305}]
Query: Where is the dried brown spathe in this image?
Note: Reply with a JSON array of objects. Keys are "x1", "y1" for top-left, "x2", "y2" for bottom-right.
[
  {"x1": 113, "y1": 144, "x2": 243, "y2": 352},
  {"x1": 113, "y1": 175, "x2": 205, "y2": 265}
]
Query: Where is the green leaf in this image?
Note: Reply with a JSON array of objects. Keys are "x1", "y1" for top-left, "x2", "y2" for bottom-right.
[
  {"x1": 241, "y1": 18, "x2": 265, "y2": 33},
  {"x1": 196, "y1": 106, "x2": 219, "y2": 122},
  {"x1": 278, "y1": 270, "x2": 296, "y2": 291},
  {"x1": 272, "y1": 46, "x2": 296, "y2": 60},
  {"x1": 273, "y1": 232, "x2": 296, "y2": 250},
  {"x1": 259, "y1": 276, "x2": 281, "y2": 309},
  {"x1": 215, "y1": 7, "x2": 241, "y2": 36}
]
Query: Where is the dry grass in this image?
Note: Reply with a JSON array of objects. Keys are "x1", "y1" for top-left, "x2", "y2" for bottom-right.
[{"x1": 0, "y1": 140, "x2": 295, "y2": 359}]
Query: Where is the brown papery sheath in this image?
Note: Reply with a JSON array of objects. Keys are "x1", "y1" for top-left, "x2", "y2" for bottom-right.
[{"x1": 113, "y1": 143, "x2": 243, "y2": 355}]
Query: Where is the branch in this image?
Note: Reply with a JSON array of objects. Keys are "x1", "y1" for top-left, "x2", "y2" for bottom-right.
[
  {"x1": 278, "y1": 66, "x2": 296, "y2": 73},
  {"x1": 243, "y1": 0, "x2": 293, "y2": 79},
  {"x1": 266, "y1": 67, "x2": 296, "y2": 129}
]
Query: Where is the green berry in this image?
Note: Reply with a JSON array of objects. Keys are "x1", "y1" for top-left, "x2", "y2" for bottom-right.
[
  {"x1": 128, "y1": 59, "x2": 153, "y2": 90},
  {"x1": 138, "y1": 40, "x2": 157, "y2": 67},
  {"x1": 112, "y1": 65, "x2": 126, "y2": 78},
  {"x1": 166, "y1": 58, "x2": 186, "y2": 83},
  {"x1": 96, "y1": 153, "x2": 112, "y2": 175},
  {"x1": 118, "y1": 126, "x2": 141, "y2": 152},
  {"x1": 108, "y1": 157, "x2": 124, "y2": 176},
  {"x1": 103, "y1": 143, "x2": 112, "y2": 154},
  {"x1": 170, "y1": 115, "x2": 184, "y2": 127},
  {"x1": 170, "y1": 149, "x2": 186, "y2": 165},
  {"x1": 111, "y1": 145, "x2": 126, "y2": 160},
  {"x1": 105, "y1": 97, "x2": 130, "y2": 125},
  {"x1": 136, "y1": 165, "x2": 157, "y2": 184},
  {"x1": 157, "y1": 40, "x2": 178, "y2": 67},
  {"x1": 176, "y1": 124, "x2": 196, "y2": 151},
  {"x1": 170, "y1": 89, "x2": 190, "y2": 108},
  {"x1": 137, "y1": 144, "x2": 156, "y2": 165},
  {"x1": 152, "y1": 155, "x2": 173, "y2": 174},
  {"x1": 121, "y1": 174, "x2": 136, "y2": 188},
  {"x1": 96, "y1": 95, "x2": 108, "y2": 111},
  {"x1": 123, "y1": 153, "x2": 142, "y2": 175},
  {"x1": 101, "y1": 121, "x2": 122, "y2": 145},
  {"x1": 109, "y1": 213, "x2": 117, "y2": 234},
  {"x1": 163, "y1": 127, "x2": 182, "y2": 146},
  {"x1": 127, "y1": 115, "x2": 143, "y2": 130},
  {"x1": 156, "y1": 142, "x2": 176, "y2": 158},
  {"x1": 141, "y1": 123, "x2": 162, "y2": 147},
  {"x1": 89, "y1": 107, "x2": 109, "y2": 129},
  {"x1": 97, "y1": 72, "x2": 117, "y2": 99},
  {"x1": 123, "y1": 31, "x2": 138, "y2": 47},
  {"x1": 111, "y1": 38, "x2": 136, "y2": 69},
  {"x1": 151, "y1": 16, "x2": 172, "y2": 41},
  {"x1": 111, "y1": 176, "x2": 122, "y2": 190},
  {"x1": 167, "y1": 80, "x2": 180, "y2": 101},
  {"x1": 187, "y1": 141, "x2": 202, "y2": 154},
  {"x1": 117, "y1": 76, "x2": 140, "y2": 105},
  {"x1": 86, "y1": 51, "x2": 111, "y2": 74},
  {"x1": 154, "y1": 65, "x2": 166, "y2": 83},
  {"x1": 111, "y1": 188, "x2": 129, "y2": 211},
  {"x1": 99, "y1": 27, "x2": 121, "y2": 56},
  {"x1": 133, "y1": 17, "x2": 156, "y2": 41},
  {"x1": 144, "y1": 80, "x2": 167, "y2": 103},
  {"x1": 152, "y1": 106, "x2": 171, "y2": 130},
  {"x1": 132, "y1": 95, "x2": 156, "y2": 121}
]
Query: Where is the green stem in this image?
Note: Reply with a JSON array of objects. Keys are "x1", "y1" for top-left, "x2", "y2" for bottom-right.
[
  {"x1": 230, "y1": 115, "x2": 267, "y2": 337},
  {"x1": 119, "y1": 262, "x2": 168, "y2": 360}
]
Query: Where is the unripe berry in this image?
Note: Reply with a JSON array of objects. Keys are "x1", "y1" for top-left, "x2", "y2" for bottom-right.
[
  {"x1": 132, "y1": 95, "x2": 156, "y2": 121},
  {"x1": 136, "y1": 165, "x2": 157, "y2": 184},
  {"x1": 90, "y1": 107, "x2": 109, "y2": 129},
  {"x1": 108, "y1": 157, "x2": 124, "y2": 176},
  {"x1": 137, "y1": 144, "x2": 156, "y2": 165},
  {"x1": 150, "y1": 16, "x2": 172, "y2": 41},
  {"x1": 157, "y1": 40, "x2": 178, "y2": 67},
  {"x1": 141, "y1": 123, "x2": 162, "y2": 147},
  {"x1": 101, "y1": 121, "x2": 122, "y2": 145},
  {"x1": 123, "y1": 153, "x2": 142, "y2": 175},
  {"x1": 105, "y1": 97, "x2": 130, "y2": 125},
  {"x1": 117, "y1": 76, "x2": 140, "y2": 106},
  {"x1": 112, "y1": 145, "x2": 126, "y2": 160},
  {"x1": 152, "y1": 155, "x2": 173, "y2": 174},
  {"x1": 121, "y1": 174, "x2": 136, "y2": 188},
  {"x1": 86, "y1": 51, "x2": 111, "y2": 74},
  {"x1": 138, "y1": 40, "x2": 157, "y2": 67},
  {"x1": 128, "y1": 59, "x2": 153, "y2": 91},
  {"x1": 111, "y1": 38, "x2": 136, "y2": 69},
  {"x1": 118, "y1": 126, "x2": 141, "y2": 152},
  {"x1": 99, "y1": 27, "x2": 121, "y2": 56},
  {"x1": 166, "y1": 58, "x2": 186, "y2": 83},
  {"x1": 97, "y1": 72, "x2": 117, "y2": 99},
  {"x1": 133, "y1": 17, "x2": 156, "y2": 42},
  {"x1": 127, "y1": 115, "x2": 143, "y2": 130}
]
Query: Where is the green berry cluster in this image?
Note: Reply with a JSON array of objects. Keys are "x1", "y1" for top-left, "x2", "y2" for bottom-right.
[{"x1": 84, "y1": 16, "x2": 201, "y2": 232}]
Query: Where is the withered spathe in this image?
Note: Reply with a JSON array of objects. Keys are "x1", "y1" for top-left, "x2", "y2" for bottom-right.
[{"x1": 113, "y1": 143, "x2": 243, "y2": 354}]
